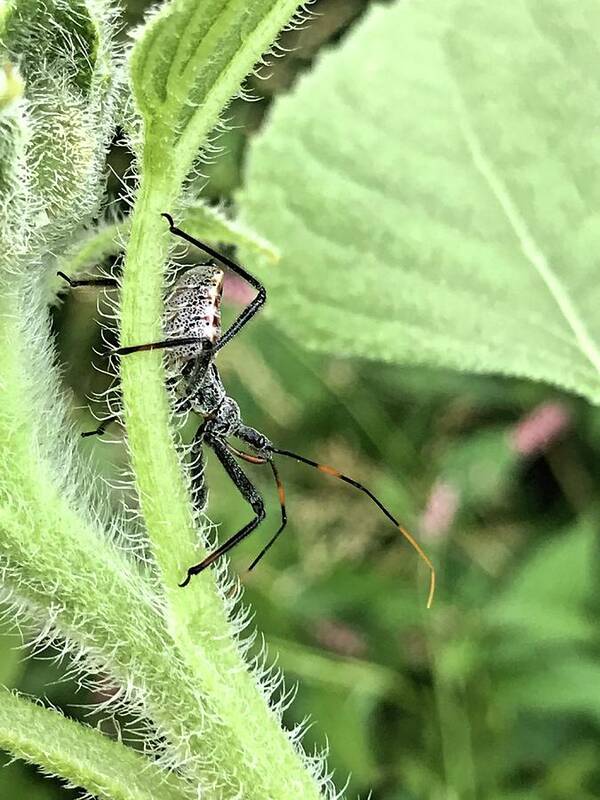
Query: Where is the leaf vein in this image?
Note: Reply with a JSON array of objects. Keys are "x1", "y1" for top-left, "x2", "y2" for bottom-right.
[{"x1": 456, "y1": 98, "x2": 600, "y2": 383}]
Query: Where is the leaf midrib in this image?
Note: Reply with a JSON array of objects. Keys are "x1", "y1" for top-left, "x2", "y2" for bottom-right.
[
  {"x1": 454, "y1": 92, "x2": 600, "y2": 383},
  {"x1": 261, "y1": 118, "x2": 591, "y2": 354}
]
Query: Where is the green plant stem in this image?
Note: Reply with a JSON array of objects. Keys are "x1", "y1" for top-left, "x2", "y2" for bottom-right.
[
  {"x1": 119, "y1": 164, "x2": 324, "y2": 798},
  {"x1": 0, "y1": 688, "x2": 188, "y2": 800},
  {"x1": 1, "y1": 0, "x2": 329, "y2": 795},
  {"x1": 0, "y1": 274, "x2": 286, "y2": 797}
]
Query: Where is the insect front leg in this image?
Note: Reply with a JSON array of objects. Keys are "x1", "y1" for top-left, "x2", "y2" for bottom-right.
[
  {"x1": 225, "y1": 441, "x2": 288, "y2": 571},
  {"x1": 57, "y1": 272, "x2": 118, "y2": 289},
  {"x1": 161, "y1": 213, "x2": 266, "y2": 355}
]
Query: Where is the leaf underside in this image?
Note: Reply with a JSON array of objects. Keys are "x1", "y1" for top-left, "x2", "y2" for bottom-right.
[{"x1": 238, "y1": 0, "x2": 600, "y2": 405}]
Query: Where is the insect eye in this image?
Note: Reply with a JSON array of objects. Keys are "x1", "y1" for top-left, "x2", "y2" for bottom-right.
[{"x1": 240, "y1": 426, "x2": 270, "y2": 451}]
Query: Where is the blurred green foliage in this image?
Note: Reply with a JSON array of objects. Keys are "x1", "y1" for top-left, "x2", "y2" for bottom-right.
[{"x1": 2, "y1": 1, "x2": 600, "y2": 798}]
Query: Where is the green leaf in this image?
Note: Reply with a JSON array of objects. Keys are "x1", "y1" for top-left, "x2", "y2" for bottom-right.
[
  {"x1": 500, "y1": 656, "x2": 600, "y2": 723},
  {"x1": 487, "y1": 518, "x2": 596, "y2": 645},
  {"x1": 496, "y1": 518, "x2": 595, "y2": 611},
  {"x1": 0, "y1": 688, "x2": 187, "y2": 800},
  {"x1": 1, "y1": 0, "x2": 100, "y2": 93},
  {"x1": 181, "y1": 200, "x2": 280, "y2": 262},
  {"x1": 130, "y1": 0, "x2": 301, "y2": 182},
  {"x1": 238, "y1": 0, "x2": 600, "y2": 404},
  {"x1": 0, "y1": 0, "x2": 119, "y2": 239}
]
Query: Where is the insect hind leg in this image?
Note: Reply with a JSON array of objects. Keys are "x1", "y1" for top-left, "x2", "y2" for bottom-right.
[{"x1": 179, "y1": 435, "x2": 266, "y2": 587}]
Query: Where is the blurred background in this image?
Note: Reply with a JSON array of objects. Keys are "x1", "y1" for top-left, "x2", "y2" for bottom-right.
[{"x1": 2, "y1": 1, "x2": 599, "y2": 798}]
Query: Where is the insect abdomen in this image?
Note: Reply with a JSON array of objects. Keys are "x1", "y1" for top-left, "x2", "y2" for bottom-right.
[{"x1": 164, "y1": 265, "x2": 224, "y2": 360}]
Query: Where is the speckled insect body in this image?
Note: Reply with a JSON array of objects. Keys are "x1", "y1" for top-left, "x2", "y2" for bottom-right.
[
  {"x1": 164, "y1": 265, "x2": 224, "y2": 361},
  {"x1": 164, "y1": 265, "x2": 229, "y2": 418},
  {"x1": 162, "y1": 268, "x2": 253, "y2": 437}
]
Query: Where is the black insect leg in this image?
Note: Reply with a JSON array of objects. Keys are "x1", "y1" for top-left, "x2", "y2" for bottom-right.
[
  {"x1": 224, "y1": 443, "x2": 288, "y2": 570},
  {"x1": 57, "y1": 273, "x2": 121, "y2": 436},
  {"x1": 211, "y1": 284, "x2": 265, "y2": 354},
  {"x1": 112, "y1": 336, "x2": 208, "y2": 357},
  {"x1": 248, "y1": 461, "x2": 287, "y2": 571},
  {"x1": 179, "y1": 436, "x2": 266, "y2": 587},
  {"x1": 81, "y1": 414, "x2": 119, "y2": 438},
  {"x1": 161, "y1": 213, "x2": 266, "y2": 354},
  {"x1": 57, "y1": 272, "x2": 118, "y2": 288}
]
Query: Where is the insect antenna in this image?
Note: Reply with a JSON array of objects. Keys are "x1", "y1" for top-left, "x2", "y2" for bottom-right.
[
  {"x1": 271, "y1": 447, "x2": 436, "y2": 608},
  {"x1": 81, "y1": 414, "x2": 119, "y2": 438}
]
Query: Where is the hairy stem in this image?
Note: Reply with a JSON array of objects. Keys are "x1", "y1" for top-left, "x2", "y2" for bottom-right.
[
  {"x1": 118, "y1": 157, "x2": 324, "y2": 797},
  {"x1": 0, "y1": 688, "x2": 188, "y2": 800}
]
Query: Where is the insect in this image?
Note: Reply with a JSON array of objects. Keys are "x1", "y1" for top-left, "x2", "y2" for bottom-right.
[{"x1": 59, "y1": 213, "x2": 435, "y2": 607}]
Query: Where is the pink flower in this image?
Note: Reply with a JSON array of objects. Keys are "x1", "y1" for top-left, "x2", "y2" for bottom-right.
[
  {"x1": 420, "y1": 480, "x2": 460, "y2": 540},
  {"x1": 510, "y1": 401, "x2": 571, "y2": 457},
  {"x1": 223, "y1": 273, "x2": 256, "y2": 306}
]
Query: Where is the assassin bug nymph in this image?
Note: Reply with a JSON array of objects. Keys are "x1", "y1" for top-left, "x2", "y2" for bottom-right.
[{"x1": 59, "y1": 213, "x2": 435, "y2": 607}]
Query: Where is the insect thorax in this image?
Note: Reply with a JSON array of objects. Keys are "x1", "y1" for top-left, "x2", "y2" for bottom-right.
[
  {"x1": 164, "y1": 265, "x2": 224, "y2": 361},
  {"x1": 186, "y1": 363, "x2": 227, "y2": 416}
]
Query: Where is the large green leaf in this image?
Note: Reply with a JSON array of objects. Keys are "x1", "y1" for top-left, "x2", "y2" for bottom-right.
[
  {"x1": 238, "y1": 0, "x2": 600, "y2": 404},
  {"x1": 500, "y1": 656, "x2": 600, "y2": 722}
]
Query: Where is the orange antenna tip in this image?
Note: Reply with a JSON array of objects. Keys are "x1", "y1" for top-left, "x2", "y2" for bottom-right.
[
  {"x1": 397, "y1": 523, "x2": 436, "y2": 609},
  {"x1": 426, "y1": 569, "x2": 436, "y2": 609}
]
